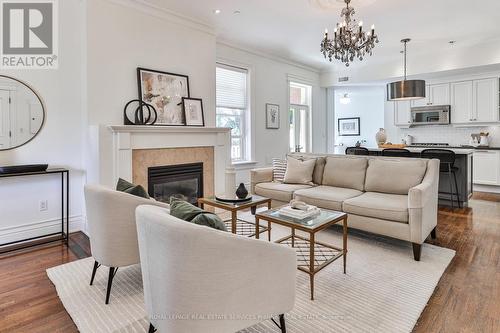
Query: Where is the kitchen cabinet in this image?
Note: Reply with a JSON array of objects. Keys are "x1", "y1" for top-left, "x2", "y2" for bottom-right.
[
  {"x1": 411, "y1": 83, "x2": 450, "y2": 107},
  {"x1": 473, "y1": 78, "x2": 499, "y2": 122},
  {"x1": 394, "y1": 100, "x2": 411, "y2": 126},
  {"x1": 451, "y1": 77, "x2": 499, "y2": 124},
  {"x1": 451, "y1": 81, "x2": 473, "y2": 123},
  {"x1": 473, "y1": 150, "x2": 500, "y2": 185}
]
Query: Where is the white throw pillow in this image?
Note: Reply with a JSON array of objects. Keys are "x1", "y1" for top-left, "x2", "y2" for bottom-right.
[
  {"x1": 272, "y1": 158, "x2": 287, "y2": 183},
  {"x1": 283, "y1": 156, "x2": 316, "y2": 185}
]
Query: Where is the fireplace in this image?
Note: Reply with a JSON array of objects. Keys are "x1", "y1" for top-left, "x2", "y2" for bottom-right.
[{"x1": 148, "y1": 163, "x2": 203, "y2": 205}]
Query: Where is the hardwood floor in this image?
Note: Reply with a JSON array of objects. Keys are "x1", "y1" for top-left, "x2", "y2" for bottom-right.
[{"x1": 0, "y1": 193, "x2": 499, "y2": 332}]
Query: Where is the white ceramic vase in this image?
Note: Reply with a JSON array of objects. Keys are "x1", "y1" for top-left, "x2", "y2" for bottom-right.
[{"x1": 375, "y1": 128, "x2": 387, "y2": 146}]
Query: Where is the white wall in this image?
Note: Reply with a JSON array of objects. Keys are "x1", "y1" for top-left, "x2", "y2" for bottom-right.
[
  {"x1": 0, "y1": 0, "x2": 85, "y2": 244},
  {"x1": 333, "y1": 86, "x2": 385, "y2": 151},
  {"x1": 216, "y1": 43, "x2": 326, "y2": 185},
  {"x1": 86, "y1": 0, "x2": 217, "y2": 127}
]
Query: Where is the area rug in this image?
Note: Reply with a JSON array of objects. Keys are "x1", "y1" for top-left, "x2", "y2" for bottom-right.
[{"x1": 47, "y1": 219, "x2": 455, "y2": 333}]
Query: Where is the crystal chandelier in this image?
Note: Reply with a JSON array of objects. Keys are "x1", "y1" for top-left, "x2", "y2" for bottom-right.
[{"x1": 320, "y1": 0, "x2": 379, "y2": 66}]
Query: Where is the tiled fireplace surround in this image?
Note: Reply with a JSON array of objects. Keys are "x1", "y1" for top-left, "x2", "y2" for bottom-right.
[{"x1": 89, "y1": 125, "x2": 232, "y2": 197}]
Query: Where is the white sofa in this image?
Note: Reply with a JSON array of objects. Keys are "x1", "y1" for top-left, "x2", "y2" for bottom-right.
[
  {"x1": 135, "y1": 204, "x2": 296, "y2": 333},
  {"x1": 251, "y1": 153, "x2": 440, "y2": 261}
]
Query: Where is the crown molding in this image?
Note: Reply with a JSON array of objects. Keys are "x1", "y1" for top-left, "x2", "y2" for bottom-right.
[
  {"x1": 105, "y1": 0, "x2": 215, "y2": 36},
  {"x1": 217, "y1": 40, "x2": 321, "y2": 74}
]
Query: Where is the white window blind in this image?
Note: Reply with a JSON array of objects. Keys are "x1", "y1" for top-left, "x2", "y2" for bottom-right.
[
  {"x1": 216, "y1": 63, "x2": 250, "y2": 162},
  {"x1": 216, "y1": 64, "x2": 248, "y2": 109}
]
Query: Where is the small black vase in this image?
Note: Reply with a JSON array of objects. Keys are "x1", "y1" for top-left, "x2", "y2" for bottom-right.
[{"x1": 235, "y1": 183, "x2": 248, "y2": 199}]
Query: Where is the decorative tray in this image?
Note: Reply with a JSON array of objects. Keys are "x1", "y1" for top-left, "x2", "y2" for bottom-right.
[
  {"x1": 215, "y1": 195, "x2": 253, "y2": 203},
  {"x1": 0, "y1": 164, "x2": 49, "y2": 175}
]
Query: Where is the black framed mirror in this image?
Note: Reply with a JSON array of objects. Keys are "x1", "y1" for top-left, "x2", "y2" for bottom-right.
[{"x1": 0, "y1": 75, "x2": 45, "y2": 151}]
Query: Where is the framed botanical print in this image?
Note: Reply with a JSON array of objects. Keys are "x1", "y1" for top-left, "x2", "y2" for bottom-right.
[
  {"x1": 338, "y1": 117, "x2": 360, "y2": 136},
  {"x1": 137, "y1": 67, "x2": 190, "y2": 126},
  {"x1": 266, "y1": 103, "x2": 280, "y2": 129},
  {"x1": 182, "y1": 97, "x2": 205, "y2": 126}
]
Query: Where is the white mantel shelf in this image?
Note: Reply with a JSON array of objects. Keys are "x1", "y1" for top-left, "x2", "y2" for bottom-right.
[{"x1": 107, "y1": 125, "x2": 231, "y2": 134}]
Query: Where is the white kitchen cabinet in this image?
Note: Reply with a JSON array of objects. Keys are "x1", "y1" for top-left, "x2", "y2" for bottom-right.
[
  {"x1": 473, "y1": 150, "x2": 500, "y2": 185},
  {"x1": 451, "y1": 77, "x2": 499, "y2": 124},
  {"x1": 473, "y1": 78, "x2": 499, "y2": 122},
  {"x1": 394, "y1": 100, "x2": 411, "y2": 126},
  {"x1": 411, "y1": 83, "x2": 450, "y2": 107},
  {"x1": 429, "y1": 83, "x2": 451, "y2": 105},
  {"x1": 451, "y1": 81, "x2": 473, "y2": 123}
]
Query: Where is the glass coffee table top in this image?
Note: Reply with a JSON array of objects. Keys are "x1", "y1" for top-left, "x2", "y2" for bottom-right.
[
  {"x1": 258, "y1": 208, "x2": 346, "y2": 230},
  {"x1": 201, "y1": 195, "x2": 270, "y2": 209}
]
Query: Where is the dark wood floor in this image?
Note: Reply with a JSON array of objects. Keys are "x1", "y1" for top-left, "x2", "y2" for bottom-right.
[{"x1": 0, "y1": 193, "x2": 499, "y2": 333}]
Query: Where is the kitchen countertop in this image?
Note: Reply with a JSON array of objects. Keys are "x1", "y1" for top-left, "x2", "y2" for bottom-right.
[{"x1": 366, "y1": 147, "x2": 475, "y2": 154}]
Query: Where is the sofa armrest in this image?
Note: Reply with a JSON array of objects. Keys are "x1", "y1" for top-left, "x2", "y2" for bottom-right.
[
  {"x1": 250, "y1": 167, "x2": 273, "y2": 193},
  {"x1": 408, "y1": 159, "x2": 440, "y2": 244}
]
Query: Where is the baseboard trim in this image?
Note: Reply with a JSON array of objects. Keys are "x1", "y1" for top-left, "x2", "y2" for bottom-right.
[{"x1": 0, "y1": 215, "x2": 84, "y2": 245}]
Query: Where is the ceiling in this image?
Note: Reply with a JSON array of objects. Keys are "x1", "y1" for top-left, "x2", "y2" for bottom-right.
[{"x1": 144, "y1": 0, "x2": 500, "y2": 72}]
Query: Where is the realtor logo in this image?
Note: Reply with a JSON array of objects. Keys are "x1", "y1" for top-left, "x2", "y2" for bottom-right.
[{"x1": 1, "y1": 0, "x2": 58, "y2": 69}]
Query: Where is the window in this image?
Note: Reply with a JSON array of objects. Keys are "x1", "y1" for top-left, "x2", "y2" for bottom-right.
[
  {"x1": 289, "y1": 81, "x2": 312, "y2": 153},
  {"x1": 216, "y1": 64, "x2": 250, "y2": 162}
]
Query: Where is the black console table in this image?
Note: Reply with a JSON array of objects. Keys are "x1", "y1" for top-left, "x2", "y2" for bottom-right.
[{"x1": 0, "y1": 168, "x2": 69, "y2": 253}]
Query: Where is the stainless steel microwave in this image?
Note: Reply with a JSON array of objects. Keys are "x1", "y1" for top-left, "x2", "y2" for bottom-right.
[{"x1": 410, "y1": 105, "x2": 450, "y2": 126}]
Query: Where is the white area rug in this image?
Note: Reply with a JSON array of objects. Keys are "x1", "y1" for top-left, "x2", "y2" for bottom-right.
[{"x1": 47, "y1": 215, "x2": 454, "y2": 333}]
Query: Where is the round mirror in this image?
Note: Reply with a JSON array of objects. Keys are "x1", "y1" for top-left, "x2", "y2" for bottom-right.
[{"x1": 0, "y1": 75, "x2": 45, "y2": 151}]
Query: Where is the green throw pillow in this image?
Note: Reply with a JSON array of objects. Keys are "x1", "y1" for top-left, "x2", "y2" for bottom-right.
[
  {"x1": 116, "y1": 178, "x2": 150, "y2": 199},
  {"x1": 170, "y1": 198, "x2": 227, "y2": 232}
]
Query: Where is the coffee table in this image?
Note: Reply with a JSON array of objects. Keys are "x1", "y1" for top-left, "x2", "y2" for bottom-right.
[
  {"x1": 198, "y1": 195, "x2": 271, "y2": 238},
  {"x1": 255, "y1": 208, "x2": 348, "y2": 300}
]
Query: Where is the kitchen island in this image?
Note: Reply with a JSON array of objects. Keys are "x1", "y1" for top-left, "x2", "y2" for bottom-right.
[{"x1": 363, "y1": 147, "x2": 474, "y2": 207}]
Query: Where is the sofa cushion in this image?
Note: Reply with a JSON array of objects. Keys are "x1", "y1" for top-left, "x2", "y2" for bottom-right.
[
  {"x1": 254, "y1": 182, "x2": 313, "y2": 202},
  {"x1": 170, "y1": 198, "x2": 227, "y2": 231},
  {"x1": 343, "y1": 192, "x2": 409, "y2": 223},
  {"x1": 116, "y1": 178, "x2": 150, "y2": 199},
  {"x1": 365, "y1": 158, "x2": 427, "y2": 195},
  {"x1": 312, "y1": 157, "x2": 326, "y2": 185},
  {"x1": 284, "y1": 156, "x2": 316, "y2": 185},
  {"x1": 272, "y1": 158, "x2": 287, "y2": 182},
  {"x1": 294, "y1": 186, "x2": 363, "y2": 211},
  {"x1": 322, "y1": 156, "x2": 368, "y2": 191}
]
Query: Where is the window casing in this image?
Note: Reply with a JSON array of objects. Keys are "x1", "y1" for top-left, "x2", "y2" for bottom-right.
[{"x1": 216, "y1": 64, "x2": 250, "y2": 162}]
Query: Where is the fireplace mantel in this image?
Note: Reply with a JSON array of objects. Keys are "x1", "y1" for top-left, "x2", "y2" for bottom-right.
[
  {"x1": 88, "y1": 125, "x2": 232, "y2": 196},
  {"x1": 108, "y1": 125, "x2": 231, "y2": 134}
]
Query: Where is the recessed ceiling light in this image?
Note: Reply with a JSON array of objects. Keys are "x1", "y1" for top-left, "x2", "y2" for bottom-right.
[{"x1": 213, "y1": 9, "x2": 221, "y2": 14}]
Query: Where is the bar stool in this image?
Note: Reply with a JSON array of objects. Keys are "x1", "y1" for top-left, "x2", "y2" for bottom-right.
[
  {"x1": 381, "y1": 148, "x2": 412, "y2": 157},
  {"x1": 345, "y1": 147, "x2": 369, "y2": 155},
  {"x1": 420, "y1": 149, "x2": 461, "y2": 208}
]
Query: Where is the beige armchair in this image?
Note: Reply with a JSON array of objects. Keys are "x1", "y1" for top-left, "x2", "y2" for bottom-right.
[
  {"x1": 84, "y1": 184, "x2": 169, "y2": 304},
  {"x1": 136, "y1": 205, "x2": 297, "y2": 333}
]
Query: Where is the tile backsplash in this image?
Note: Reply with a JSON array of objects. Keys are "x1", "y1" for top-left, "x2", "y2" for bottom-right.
[{"x1": 398, "y1": 125, "x2": 500, "y2": 146}]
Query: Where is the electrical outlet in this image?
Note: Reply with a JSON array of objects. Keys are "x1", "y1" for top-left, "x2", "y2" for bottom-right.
[{"x1": 39, "y1": 200, "x2": 48, "y2": 211}]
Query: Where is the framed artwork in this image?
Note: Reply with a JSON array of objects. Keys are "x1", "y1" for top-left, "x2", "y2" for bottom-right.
[
  {"x1": 137, "y1": 67, "x2": 190, "y2": 126},
  {"x1": 338, "y1": 117, "x2": 360, "y2": 136},
  {"x1": 266, "y1": 103, "x2": 280, "y2": 129},
  {"x1": 182, "y1": 97, "x2": 205, "y2": 126}
]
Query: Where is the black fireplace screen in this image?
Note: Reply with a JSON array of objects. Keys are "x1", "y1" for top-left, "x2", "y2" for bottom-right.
[{"x1": 147, "y1": 163, "x2": 203, "y2": 205}]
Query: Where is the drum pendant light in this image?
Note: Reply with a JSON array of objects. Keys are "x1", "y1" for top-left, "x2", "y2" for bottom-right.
[{"x1": 387, "y1": 39, "x2": 426, "y2": 101}]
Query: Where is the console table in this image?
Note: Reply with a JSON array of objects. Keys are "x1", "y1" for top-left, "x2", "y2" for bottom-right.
[{"x1": 0, "y1": 168, "x2": 69, "y2": 253}]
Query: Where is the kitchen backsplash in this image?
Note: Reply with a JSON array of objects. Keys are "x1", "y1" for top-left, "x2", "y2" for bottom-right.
[{"x1": 397, "y1": 125, "x2": 500, "y2": 146}]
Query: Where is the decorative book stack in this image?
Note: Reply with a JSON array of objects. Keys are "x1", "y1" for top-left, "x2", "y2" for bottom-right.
[{"x1": 278, "y1": 204, "x2": 320, "y2": 219}]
